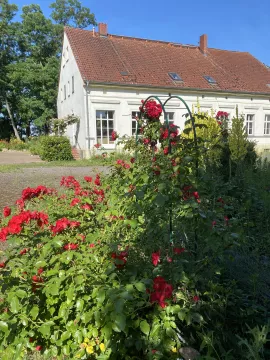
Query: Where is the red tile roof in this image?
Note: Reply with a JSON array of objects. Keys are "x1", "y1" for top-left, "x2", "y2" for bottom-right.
[{"x1": 65, "y1": 27, "x2": 270, "y2": 95}]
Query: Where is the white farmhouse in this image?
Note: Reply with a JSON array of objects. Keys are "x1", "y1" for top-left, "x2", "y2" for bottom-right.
[{"x1": 57, "y1": 23, "x2": 270, "y2": 158}]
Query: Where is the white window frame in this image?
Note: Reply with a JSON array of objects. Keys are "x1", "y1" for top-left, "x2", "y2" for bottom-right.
[
  {"x1": 264, "y1": 115, "x2": 270, "y2": 135},
  {"x1": 72, "y1": 76, "x2": 74, "y2": 94},
  {"x1": 96, "y1": 110, "x2": 115, "y2": 146},
  {"x1": 131, "y1": 111, "x2": 140, "y2": 136},
  {"x1": 246, "y1": 114, "x2": 254, "y2": 135},
  {"x1": 164, "y1": 112, "x2": 175, "y2": 125}
]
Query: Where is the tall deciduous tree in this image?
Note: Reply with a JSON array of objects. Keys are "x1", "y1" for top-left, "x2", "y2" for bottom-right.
[
  {"x1": 50, "y1": 0, "x2": 96, "y2": 28},
  {"x1": 0, "y1": 0, "x2": 21, "y2": 139}
]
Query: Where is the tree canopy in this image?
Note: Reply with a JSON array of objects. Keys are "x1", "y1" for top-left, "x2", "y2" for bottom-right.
[{"x1": 0, "y1": 0, "x2": 96, "y2": 140}]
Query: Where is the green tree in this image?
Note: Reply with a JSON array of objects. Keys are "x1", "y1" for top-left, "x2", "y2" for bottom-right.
[
  {"x1": 228, "y1": 109, "x2": 248, "y2": 163},
  {"x1": 50, "y1": 0, "x2": 96, "y2": 28},
  {"x1": 0, "y1": 0, "x2": 21, "y2": 139}
]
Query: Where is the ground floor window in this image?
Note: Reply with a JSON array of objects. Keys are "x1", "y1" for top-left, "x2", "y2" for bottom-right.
[
  {"x1": 96, "y1": 110, "x2": 114, "y2": 144},
  {"x1": 264, "y1": 115, "x2": 270, "y2": 135},
  {"x1": 163, "y1": 112, "x2": 174, "y2": 125},
  {"x1": 246, "y1": 114, "x2": 254, "y2": 135},
  {"x1": 132, "y1": 111, "x2": 141, "y2": 135}
]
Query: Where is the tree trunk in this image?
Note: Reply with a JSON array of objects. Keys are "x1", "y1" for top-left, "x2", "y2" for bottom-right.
[{"x1": 5, "y1": 96, "x2": 21, "y2": 140}]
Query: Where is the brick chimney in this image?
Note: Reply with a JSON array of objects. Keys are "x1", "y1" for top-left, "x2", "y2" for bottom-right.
[
  {"x1": 199, "y1": 34, "x2": 208, "y2": 55},
  {"x1": 98, "y1": 23, "x2": 108, "y2": 37}
]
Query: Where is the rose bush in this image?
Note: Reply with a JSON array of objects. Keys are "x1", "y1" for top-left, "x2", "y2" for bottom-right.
[{"x1": 0, "y1": 99, "x2": 269, "y2": 359}]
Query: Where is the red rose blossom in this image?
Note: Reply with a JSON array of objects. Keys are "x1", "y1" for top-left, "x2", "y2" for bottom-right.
[
  {"x1": 63, "y1": 243, "x2": 78, "y2": 251},
  {"x1": 173, "y1": 247, "x2": 185, "y2": 255},
  {"x1": 151, "y1": 251, "x2": 160, "y2": 266},
  {"x1": 3, "y1": 207, "x2": 11, "y2": 218}
]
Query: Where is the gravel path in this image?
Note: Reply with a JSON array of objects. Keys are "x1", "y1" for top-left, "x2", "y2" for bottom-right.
[
  {"x1": 0, "y1": 166, "x2": 109, "y2": 210},
  {"x1": 0, "y1": 150, "x2": 43, "y2": 164}
]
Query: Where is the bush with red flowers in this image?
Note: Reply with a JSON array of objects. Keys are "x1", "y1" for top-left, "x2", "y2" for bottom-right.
[{"x1": 0, "y1": 98, "x2": 269, "y2": 360}]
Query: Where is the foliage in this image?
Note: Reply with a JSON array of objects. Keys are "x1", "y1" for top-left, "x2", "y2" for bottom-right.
[
  {"x1": 228, "y1": 111, "x2": 248, "y2": 163},
  {"x1": 0, "y1": 0, "x2": 97, "y2": 139},
  {"x1": 0, "y1": 99, "x2": 270, "y2": 359},
  {"x1": 39, "y1": 136, "x2": 73, "y2": 161},
  {"x1": 50, "y1": 0, "x2": 97, "y2": 28},
  {"x1": 49, "y1": 114, "x2": 80, "y2": 136}
]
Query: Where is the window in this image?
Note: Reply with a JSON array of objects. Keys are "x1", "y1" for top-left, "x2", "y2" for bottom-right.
[
  {"x1": 164, "y1": 112, "x2": 174, "y2": 125},
  {"x1": 96, "y1": 111, "x2": 114, "y2": 144},
  {"x1": 204, "y1": 75, "x2": 217, "y2": 84},
  {"x1": 132, "y1": 111, "x2": 142, "y2": 135},
  {"x1": 264, "y1": 115, "x2": 270, "y2": 135},
  {"x1": 168, "y1": 72, "x2": 183, "y2": 82},
  {"x1": 72, "y1": 76, "x2": 74, "y2": 94},
  {"x1": 61, "y1": 88, "x2": 63, "y2": 102},
  {"x1": 64, "y1": 85, "x2": 66, "y2": 100},
  {"x1": 68, "y1": 81, "x2": 70, "y2": 97},
  {"x1": 66, "y1": 46, "x2": 69, "y2": 61},
  {"x1": 246, "y1": 114, "x2": 254, "y2": 135}
]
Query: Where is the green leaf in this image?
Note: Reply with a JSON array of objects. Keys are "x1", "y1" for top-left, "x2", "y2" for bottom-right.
[
  {"x1": 16, "y1": 289, "x2": 27, "y2": 298},
  {"x1": 10, "y1": 296, "x2": 20, "y2": 313},
  {"x1": 30, "y1": 305, "x2": 39, "y2": 320},
  {"x1": 35, "y1": 260, "x2": 47, "y2": 268},
  {"x1": 0, "y1": 321, "x2": 8, "y2": 334},
  {"x1": 114, "y1": 298, "x2": 124, "y2": 313},
  {"x1": 97, "y1": 289, "x2": 105, "y2": 304},
  {"x1": 66, "y1": 287, "x2": 74, "y2": 302},
  {"x1": 75, "y1": 275, "x2": 84, "y2": 285},
  {"x1": 114, "y1": 314, "x2": 126, "y2": 332},
  {"x1": 60, "y1": 331, "x2": 71, "y2": 342},
  {"x1": 140, "y1": 320, "x2": 150, "y2": 336},
  {"x1": 134, "y1": 282, "x2": 146, "y2": 292},
  {"x1": 39, "y1": 322, "x2": 53, "y2": 337},
  {"x1": 154, "y1": 193, "x2": 167, "y2": 207},
  {"x1": 76, "y1": 299, "x2": 84, "y2": 311}
]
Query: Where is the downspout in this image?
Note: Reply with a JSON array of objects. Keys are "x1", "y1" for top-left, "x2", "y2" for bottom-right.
[{"x1": 85, "y1": 80, "x2": 91, "y2": 150}]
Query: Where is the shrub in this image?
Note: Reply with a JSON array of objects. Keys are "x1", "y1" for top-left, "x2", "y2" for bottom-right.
[
  {"x1": 39, "y1": 136, "x2": 73, "y2": 161},
  {"x1": 0, "y1": 99, "x2": 269, "y2": 359}
]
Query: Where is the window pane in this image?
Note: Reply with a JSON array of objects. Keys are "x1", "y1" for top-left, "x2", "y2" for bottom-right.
[
  {"x1": 109, "y1": 120, "x2": 114, "y2": 129},
  {"x1": 108, "y1": 111, "x2": 114, "y2": 119},
  {"x1": 109, "y1": 128, "x2": 114, "y2": 136},
  {"x1": 168, "y1": 112, "x2": 174, "y2": 120},
  {"x1": 102, "y1": 120, "x2": 107, "y2": 128},
  {"x1": 96, "y1": 128, "x2": 101, "y2": 136},
  {"x1": 102, "y1": 128, "x2": 108, "y2": 137},
  {"x1": 102, "y1": 137, "x2": 109, "y2": 144},
  {"x1": 96, "y1": 120, "x2": 101, "y2": 128}
]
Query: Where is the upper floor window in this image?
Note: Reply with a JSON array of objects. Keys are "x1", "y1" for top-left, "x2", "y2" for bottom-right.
[
  {"x1": 96, "y1": 110, "x2": 114, "y2": 145},
  {"x1": 264, "y1": 115, "x2": 270, "y2": 135},
  {"x1": 246, "y1": 114, "x2": 254, "y2": 135},
  {"x1": 61, "y1": 88, "x2": 63, "y2": 102},
  {"x1": 72, "y1": 76, "x2": 74, "y2": 94},
  {"x1": 68, "y1": 81, "x2": 70, "y2": 97},
  {"x1": 64, "y1": 85, "x2": 66, "y2": 100},
  {"x1": 66, "y1": 46, "x2": 69, "y2": 61}
]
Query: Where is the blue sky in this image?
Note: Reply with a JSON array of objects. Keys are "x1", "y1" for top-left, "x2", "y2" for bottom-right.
[{"x1": 13, "y1": 0, "x2": 270, "y2": 65}]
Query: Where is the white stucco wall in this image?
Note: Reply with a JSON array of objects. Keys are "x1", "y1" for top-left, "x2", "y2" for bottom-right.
[
  {"x1": 57, "y1": 33, "x2": 86, "y2": 153},
  {"x1": 82, "y1": 85, "x2": 270, "y2": 157}
]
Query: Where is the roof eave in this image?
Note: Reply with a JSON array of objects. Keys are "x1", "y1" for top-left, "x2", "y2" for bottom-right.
[{"x1": 83, "y1": 80, "x2": 270, "y2": 98}]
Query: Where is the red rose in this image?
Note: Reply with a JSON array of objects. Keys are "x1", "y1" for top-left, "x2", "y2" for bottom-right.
[
  {"x1": 63, "y1": 243, "x2": 78, "y2": 251},
  {"x1": 3, "y1": 207, "x2": 11, "y2": 218},
  {"x1": 84, "y1": 176, "x2": 92, "y2": 182},
  {"x1": 37, "y1": 268, "x2": 44, "y2": 275},
  {"x1": 130, "y1": 157, "x2": 135, "y2": 163},
  {"x1": 35, "y1": 345, "x2": 42, "y2": 351},
  {"x1": 193, "y1": 295, "x2": 200, "y2": 303},
  {"x1": 111, "y1": 131, "x2": 118, "y2": 141},
  {"x1": 0, "y1": 262, "x2": 5, "y2": 268},
  {"x1": 20, "y1": 248, "x2": 29, "y2": 255},
  {"x1": 89, "y1": 243, "x2": 95, "y2": 248},
  {"x1": 151, "y1": 251, "x2": 160, "y2": 266},
  {"x1": 173, "y1": 247, "x2": 185, "y2": 255}
]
